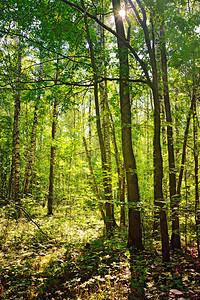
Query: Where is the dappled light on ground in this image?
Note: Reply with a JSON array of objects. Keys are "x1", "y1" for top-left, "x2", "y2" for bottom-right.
[{"x1": 0, "y1": 215, "x2": 200, "y2": 299}]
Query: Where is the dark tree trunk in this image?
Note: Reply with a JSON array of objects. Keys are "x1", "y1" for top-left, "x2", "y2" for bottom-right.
[
  {"x1": 193, "y1": 98, "x2": 200, "y2": 257},
  {"x1": 99, "y1": 76, "x2": 116, "y2": 229},
  {"x1": 82, "y1": 3, "x2": 116, "y2": 233},
  {"x1": 88, "y1": 96, "x2": 92, "y2": 156},
  {"x1": 12, "y1": 92, "x2": 21, "y2": 204},
  {"x1": 23, "y1": 101, "x2": 39, "y2": 197},
  {"x1": 47, "y1": 98, "x2": 58, "y2": 215},
  {"x1": 83, "y1": 136, "x2": 106, "y2": 223},
  {"x1": 11, "y1": 37, "x2": 22, "y2": 206},
  {"x1": 108, "y1": 105, "x2": 126, "y2": 227},
  {"x1": 112, "y1": 0, "x2": 143, "y2": 251},
  {"x1": 152, "y1": 86, "x2": 170, "y2": 262},
  {"x1": 120, "y1": 166, "x2": 126, "y2": 227},
  {"x1": 160, "y1": 23, "x2": 181, "y2": 250},
  {"x1": 23, "y1": 63, "x2": 42, "y2": 197},
  {"x1": 177, "y1": 94, "x2": 196, "y2": 196},
  {"x1": 125, "y1": 0, "x2": 170, "y2": 262}
]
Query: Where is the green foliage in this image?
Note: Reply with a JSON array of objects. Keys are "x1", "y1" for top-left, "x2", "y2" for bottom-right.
[
  {"x1": 0, "y1": 215, "x2": 200, "y2": 299},
  {"x1": 0, "y1": 0, "x2": 200, "y2": 298}
]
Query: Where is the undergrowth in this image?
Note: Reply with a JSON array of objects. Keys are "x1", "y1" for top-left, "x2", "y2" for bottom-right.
[{"x1": 0, "y1": 208, "x2": 200, "y2": 299}]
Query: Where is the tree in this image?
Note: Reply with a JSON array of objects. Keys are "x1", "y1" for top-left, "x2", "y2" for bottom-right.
[
  {"x1": 112, "y1": 0, "x2": 144, "y2": 250},
  {"x1": 0, "y1": 0, "x2": 199, "y2": 268},
  {"x1": 11, "y1": 35, "x2": 22, "y2": 206},
  {"x1": 47, "y1": 58, "x2": 59, "y2": 215},
  {"x1": 82, "y1": 2, "x2": 117, "y2": 233},
  {"x1": 193, "y1": 91, "x2": 200, "y2": 257},
  {"x1": 23, "y1": 64, "x2": 42, "y2": 197},
  {"x1": 159, "y1": 14, "x2": 180, "y2": 251}
]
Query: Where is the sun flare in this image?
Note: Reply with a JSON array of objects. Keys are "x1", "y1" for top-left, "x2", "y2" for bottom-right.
[{"x1": 119, "y1": 9, "x2": 126, "y2": 19}]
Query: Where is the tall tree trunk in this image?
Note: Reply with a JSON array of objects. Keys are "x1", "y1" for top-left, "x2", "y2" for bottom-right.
[
  {"x1": 153, "y1": 34, "x2": 163, "y2": 232},
  {"x1": 12, "y1": 92, "x2": 21, "y2": 204},
  {"x1": 23, "y1": 101, "x2": 39, "y2": 197},
  {"x1": 99, "y1": 80, "x2": 116, "y2": 228},
  {"x1": 120, "y1": 165, "x2": 126, "y2": 227},
  {"x1": 152, "y1": 86, "x2": 170, "y2": 262},
  {"x1": 11, "y1": 37, "x2": 21, "y2": 206},
  {"x1": 149, "y1": 18, "x2": 170, "y2": 263},
  {"x1": 82, "y1": 1, "x2": 116, "y2": 233},
  {"x1": 184, "y1": 169, "x2": 188, "y2": 247},
  {"x1": 47, "y1": 97, "x2": 58, "y2": 215},
  {"x1": 172, "y1": 91, "x2": 196, "y2": 250},
  {"x1": 177, "y1": 93, "x2": 196, "y2": 196},
  {"x1": 112, "y1": 0, "x2": 143, "y2": 251},
  {"x1": 160, "y1": 22, "x2": 181, "y2": 250},
  {"x1": 108, "y1": 104, "x2": 126, "y2": 227},
  {"x1": 126, "y1": 0, "x2": 170, "y2": 262},
  {"x1": 83, "y1": 136, "x2": 106, "y2": 223},
  {"x1": 88, "y1": 96, "x2": 92, "y2": 156},
  {"x1": 193, "y1": 98, "x2": 200, "y2": 257},
  {"x1": 98, "y1": 16, "x2": 115, "y2": 227},
  {"x1": 23, "y1": 63, "x2": 42, "y2": 197}
]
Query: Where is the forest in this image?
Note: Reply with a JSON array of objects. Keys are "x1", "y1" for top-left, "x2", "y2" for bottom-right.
[{"x1": 0, "y1": 0, "x2": 199, "y2": 299}]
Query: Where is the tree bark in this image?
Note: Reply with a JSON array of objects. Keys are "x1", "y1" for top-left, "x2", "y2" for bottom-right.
[
  {"x1": 108, "y1": 104, "x2": 126, "y2": 227},
  {"x1": 11, "y1": 36, "x2": 22, "y2": 206},
  {"x1": 160, "y1": 22, "x2": 181, "y2": 250},
  {"x1": 112, "y1": 0, "x2": 143, "y2": 250},
  {"x1": 47, "y1": 97, "x2": 58, "y2": 215},
  {"x1": 23, "y1": 62, "x2": 43, "y2": 197},
  {"x1": 122, "y1": 0, "x2": 170, "y2": 262},
  {"x1": 83, "y1": 136, "x2": 106, "y2": 223},
  {"x1": 23, "y1": 101, "x2": 39, "y2": 197},
  {"x1": 177, "y1": 94, "x2": 196, "y2": 195},
  {"x1": 98, "y1": 16, "x2": 116, "y2": 228},
  {"x1": 99, "y1": 80, "x2": 116, "y2": 228},
  {"x1": 193, "y1": 98, "x2": 200, "y2": 257},
  {"x1": 82, "y1": 1, "x2": 116, "y2": 233},
  {"x1": 152, "y1": 85, "x2": 170, "y2": 262},
  {"x1": 12, "y1": 92, "x2": 21, "y2": 204}
]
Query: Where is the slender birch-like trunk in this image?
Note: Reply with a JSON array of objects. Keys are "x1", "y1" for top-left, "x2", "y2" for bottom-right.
[
  {"x1": 47, "y1": 97, "x2": 58, "y2": 215},
  {"x1": 23, "y1": 101, "x2": 39, "y2": 197},
  {"x1": 11, "y1": 36, "x2": 22, "y2": 206},
  {"x1": 81, "y1": 1, "x2": 116, "y2": 233}
]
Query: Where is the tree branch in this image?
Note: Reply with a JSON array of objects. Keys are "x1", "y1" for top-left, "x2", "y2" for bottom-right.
[{"x1": 60, "y1": 0, "x2": 152, "y2": 85}]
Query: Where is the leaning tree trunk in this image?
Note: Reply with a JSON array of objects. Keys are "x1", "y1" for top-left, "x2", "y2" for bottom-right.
[
  {"x1": 108, "y1": 104, "x2": 126, "y2": 227},
  {"x1": 176, "y1": 93, "x2": 196, "y2": 206},
  {"x1": 82, "y1": 2, "x2": 116, "y2": 233},
  {"x1": 112, "y1": 6, "x2": 145, "y2": 297},
  {"x1": 148, "y1": 22, "x2": 170, "y2": 263},
  {"x1": 160, "y1": 22, "x2": 181, "y2": 251},
  {"x1": 126, "y1": 0, "x2": 170, "y2": 262},
  {"x1": 153, "y1": 34, "x2": 163, "y2": 233},
  {"x1": 98, "y1": 16, "x2": 115, "y2": 227},
  {"x1": 12, "y1": 91, "x2": 21, "y2": 204},
  {"x1": 23, "y1": 101, "x2": 39, "y2": 197},
  {"x1": 83, "y1": 136, "x2": 106, "y2": 223},
  {"x1": 152, "y1": 85, "x2": 170, "y2": 263},
  {"x1": 11, "y1": 36, "x2": 22, "y2": 206},
  {"x1": 99, "y1": 80, "x2": 116, "y2": 228},
  {"x1": 112, "y1": 0, "x2": 143, "y2": 251},
  {"x1": 23, "y1": 63, "x2": 42, "y2": 197},
  {"x1": 47, "y1": 97, "x2": 58, "y2": 215},
  {"x1": 193, "y1": 97, "x2": 200, "y2": 257}
]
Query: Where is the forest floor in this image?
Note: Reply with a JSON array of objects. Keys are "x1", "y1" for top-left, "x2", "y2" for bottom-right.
[{"x1": 0, "y1": 212, "x2": 200, "y2": 299}]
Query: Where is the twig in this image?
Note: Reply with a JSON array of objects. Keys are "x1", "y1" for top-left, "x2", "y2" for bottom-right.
[
  {"x1": 0, "y1": 200, "x2": 57, "y2": 244},
  {"x1": 16, "y1": 204, "x2": 57, "y2": 243}
]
